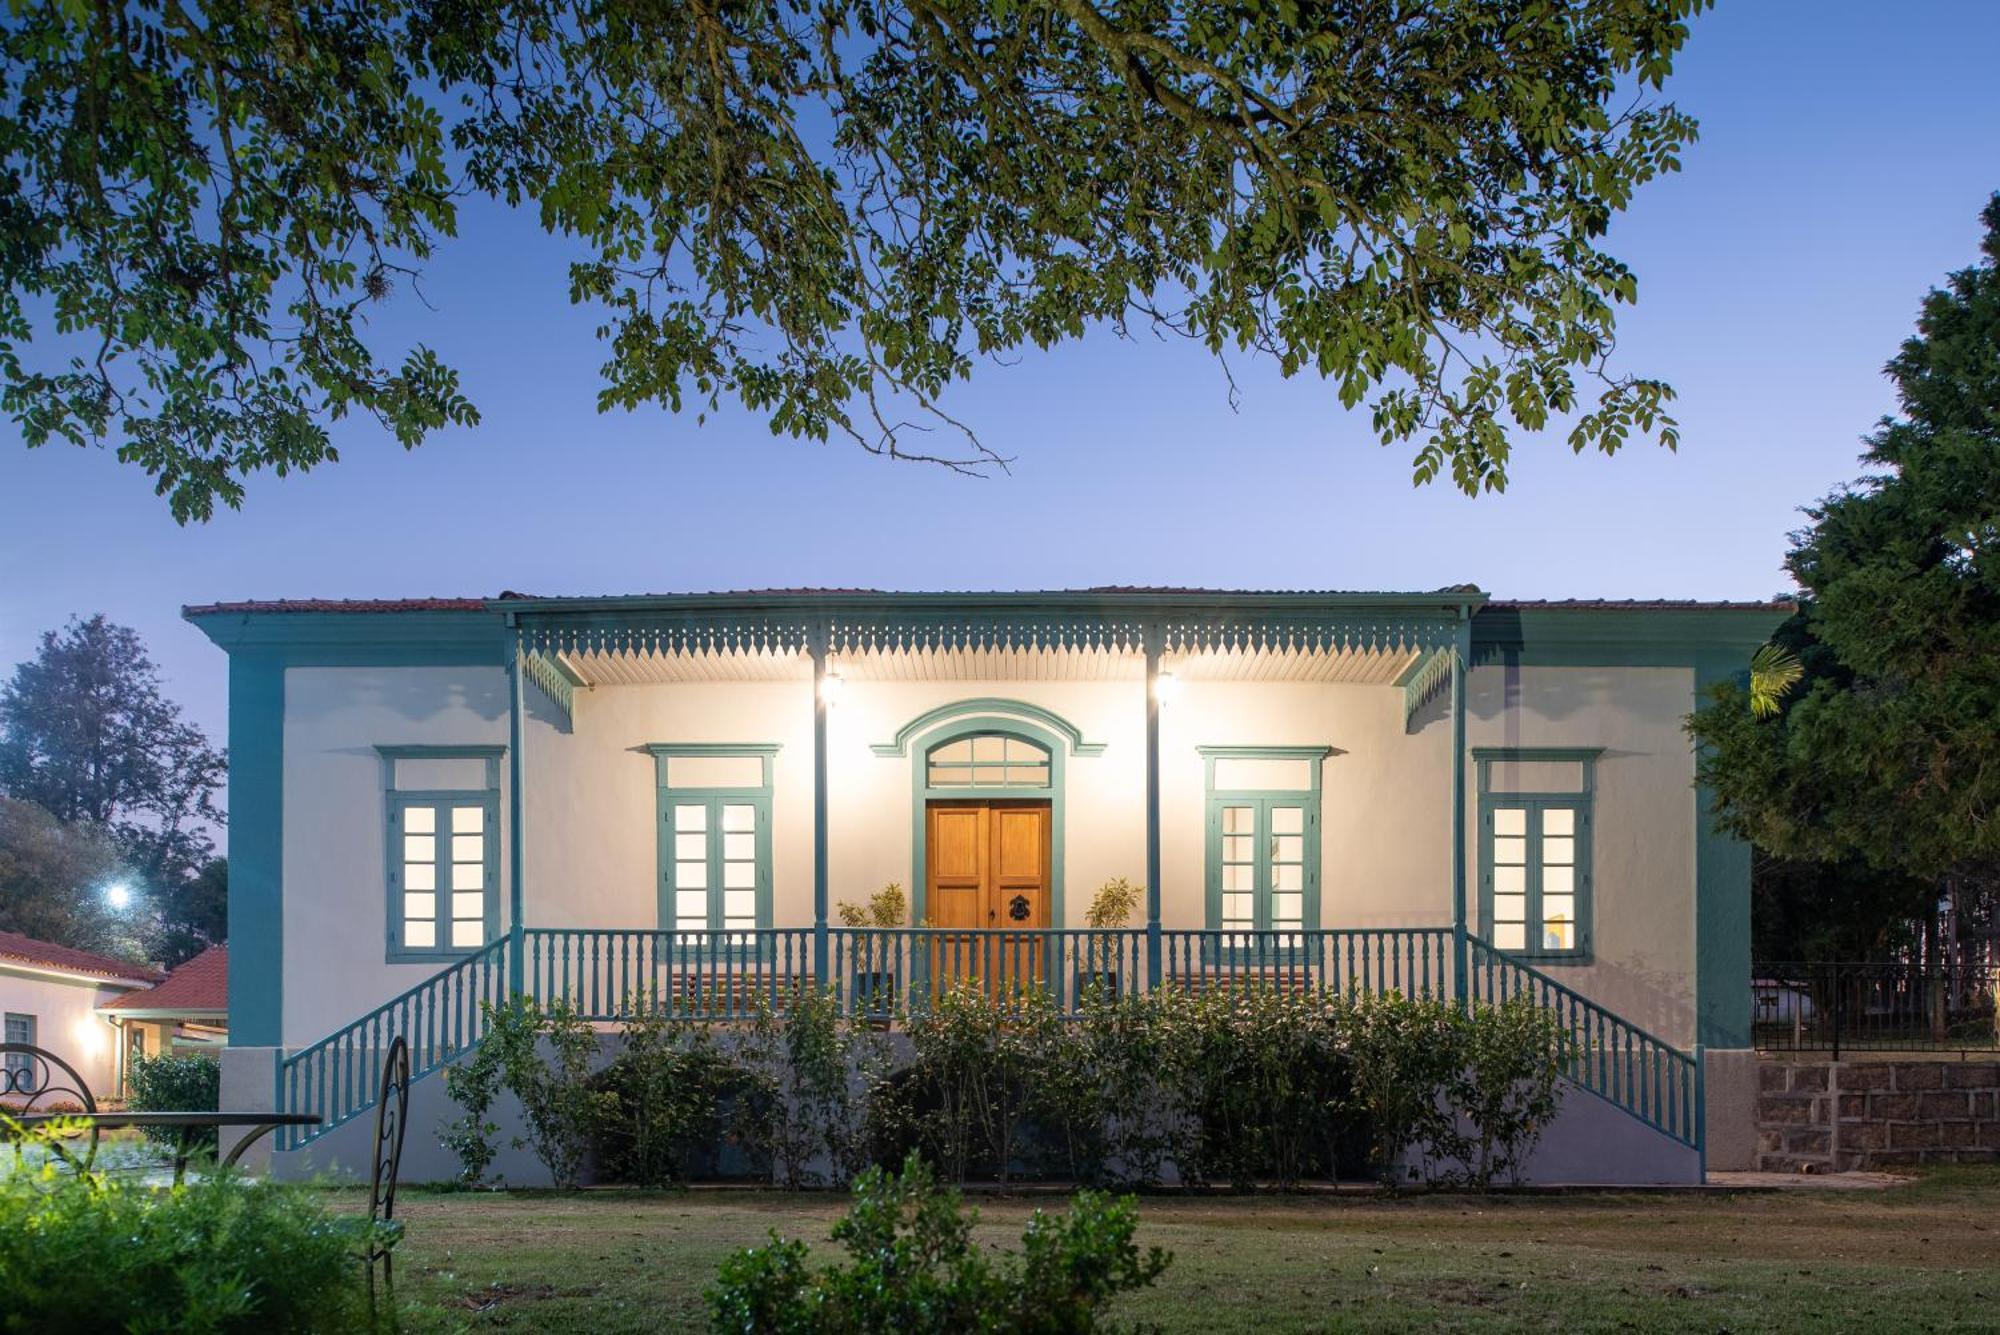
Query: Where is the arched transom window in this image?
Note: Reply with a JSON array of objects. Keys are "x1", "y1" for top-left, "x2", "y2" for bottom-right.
[{"x1": 926, "y1": 733, "x2": 1051, "y2": 789}]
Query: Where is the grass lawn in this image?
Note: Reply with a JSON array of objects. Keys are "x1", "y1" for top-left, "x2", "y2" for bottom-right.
[{"x1": 381, "y1": 1169, "x2": 2000, "y2": 1332}]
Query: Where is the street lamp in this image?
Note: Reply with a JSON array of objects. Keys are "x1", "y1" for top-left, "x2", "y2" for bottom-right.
[{"x1": 103, "y1": 882, "x2": 133, "y2": 911}]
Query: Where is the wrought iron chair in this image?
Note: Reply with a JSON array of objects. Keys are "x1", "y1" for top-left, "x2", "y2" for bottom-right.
[
  {"x1": 0, "y1": 1042, "x2": 100, "y2": 1172},
  {"x1": 364, "y1": 1035, "x2": 411, "y2": 1308}
]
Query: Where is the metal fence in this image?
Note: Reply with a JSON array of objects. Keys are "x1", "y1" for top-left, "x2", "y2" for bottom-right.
[{"x1": 1753, "y1": 960, "x2": 2000, "y2": 1057}]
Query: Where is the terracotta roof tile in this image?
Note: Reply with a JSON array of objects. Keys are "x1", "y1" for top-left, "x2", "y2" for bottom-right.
[
  {"x1": 0, "y1": 930, "x2": 164, "y2": 985},
  {"x1": 103, "y1": 944, "x2": 226, "y2": 1013},
  {"x1": 183, "y1": 597, "x2": 490, "y2": 616}
]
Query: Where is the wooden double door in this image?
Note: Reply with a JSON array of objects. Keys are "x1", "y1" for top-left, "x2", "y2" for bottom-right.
[{"x1": 925, "y1": 800, "x2": 1051, "y2": 995}]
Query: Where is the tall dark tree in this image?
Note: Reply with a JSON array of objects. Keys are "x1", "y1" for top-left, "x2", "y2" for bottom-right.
[
  {"x1": 1, "y1": 0, "x2": 1707, "y2": 520},
  {"x1": 0, "y1": 615, "x2": 226, "y2": 902},
  {"x1": 154, "y1": 856, "x2": 229, "y2": 968},
  {"x1": 1689, "y1": 194, "x2": 2000, "y2": 955}
]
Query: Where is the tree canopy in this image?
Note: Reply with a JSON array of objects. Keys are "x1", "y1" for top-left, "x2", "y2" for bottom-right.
[
  {"x1": 0, "y1": 796, "x2": 143, "y2": 961},
  {"x1": 1689, "y1": 194, "x2": 2000, "y2": 931},
  {"x1": 0, "y1": 616, "x2": 227, "y2": 964},
  {"x1": 2, "y1": 0, "x2": 1707, "y2": 520}
]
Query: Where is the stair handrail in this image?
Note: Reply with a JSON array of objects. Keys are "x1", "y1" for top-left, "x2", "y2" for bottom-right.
[
  {"x1": 277, "y1": 936, "x2": 512, "y2": 1149},
  {"x1": 1464, "y1": 933, "x2": 1700, "y2": 1148}
]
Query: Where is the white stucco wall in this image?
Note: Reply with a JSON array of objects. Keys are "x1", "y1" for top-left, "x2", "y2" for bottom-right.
[
  {"x1": 281, "y1": 665, "x2": 510, "y2": 1045},
  {"x1": 1464, "y1": 663, "x2": 1700, "y2": 1046},
  {"x1": 520, "y1": 680, "x2": 815, "y2": 928},
  {"x1": 0, "y1": 967, "x2": 132, "y2": 1099},
  {"x1": 269, "y1": 661, "x2": 1703, "y2": 1051},
  {"x1": 1160, "y1": 680, "x2": 1455, "y2": 931}
]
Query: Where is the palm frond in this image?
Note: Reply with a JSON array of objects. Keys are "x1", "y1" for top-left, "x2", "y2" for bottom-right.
[{"x1": 1749, "y1": 644, "x2": 1803, "y2": 719}]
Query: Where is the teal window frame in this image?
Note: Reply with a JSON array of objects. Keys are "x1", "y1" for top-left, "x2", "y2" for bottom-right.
[
  {"x1": 907, "y1": 714, "x2": 1070, "y2": 927},
  {"x1": 4, "y1": 1013, "x2": 35, "y2": 1083},
  {"x1": 924, "y1": 733, "x2": 1053, "y2": 789},
  {"x1": 1474, "y1": 747, "x2": 1598, "y2": 963},
  {"x1": 379, "y1": 746, "x2": 504, "y2": 964},
  {"x1": 1200, "y1": 746, "x2": 1329, "y2": 961},
  {"x1": 649, "y1": 745, "x2": 779, "y2": 959}
]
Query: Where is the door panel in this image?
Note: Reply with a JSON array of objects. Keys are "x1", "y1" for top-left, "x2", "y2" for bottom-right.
[
  {"x1": 927, "y1": 805, "x2": 988, "y2": 932},
  {"x1": 925, "y1": 800, "x2": 1050, "y2": 995}
]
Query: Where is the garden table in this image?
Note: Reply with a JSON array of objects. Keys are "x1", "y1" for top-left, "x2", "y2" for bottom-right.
[{"x1": 8, "y1": 1110, "x2": 322, "y2": 1184}]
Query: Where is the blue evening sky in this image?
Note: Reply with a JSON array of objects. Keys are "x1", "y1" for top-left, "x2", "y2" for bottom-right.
[{"x1": 3, "y1": 2, "x2": 1999, "y2": 744}]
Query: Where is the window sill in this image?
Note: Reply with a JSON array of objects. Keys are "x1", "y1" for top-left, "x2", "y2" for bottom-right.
[
  {"x1": 386, "y1": 947, "x2": 485, "y2": 965},
  {"x1": 1501, "y1": 948, "x2": 1592, "y2": 967}
]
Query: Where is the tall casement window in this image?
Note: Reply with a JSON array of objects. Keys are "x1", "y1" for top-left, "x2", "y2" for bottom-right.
[
  {"x1": 1475, "y1": 748, "x2": 1598, "y2": 961},
  {"x1": 3, "y1": 1013, "x2": 35, "y2": 1085},
  {"x1": 649, "y1": 745, "x2": 779, "y2": 951},
  {"x1": 378, "y1": 746, "x2": 504, "y2": 963},
  {"x1": 1201, "y1": 746, "x2": 1329, "y2": 954}
]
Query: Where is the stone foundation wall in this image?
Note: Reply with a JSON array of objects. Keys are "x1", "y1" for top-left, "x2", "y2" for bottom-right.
[{"x1": 1756, "y1": 1058, "x2": 2000, "y2": 1172}]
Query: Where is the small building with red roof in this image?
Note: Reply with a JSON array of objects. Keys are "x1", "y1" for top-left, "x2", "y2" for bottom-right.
[
  {"x1": 100, "y1": 944, "x2": 230, "y2": 1080},
  {"x1": 0, "y1": 929, "x2": 164, "y2": 1102}
]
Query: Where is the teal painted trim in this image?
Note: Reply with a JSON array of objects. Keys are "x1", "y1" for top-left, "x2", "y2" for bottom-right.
[
  {"x1": 1475, "y1": 748, "x2": 1595, "y2": 964},
  {"x1": 811, "y1": 632, "x2": 829, "y2": 979},
  {"x1": 660, "y1": 787, "x2": 776, "y2": 955},
  {"x1": 506, "y1": 632, "x2": 526, "y2": 998},
  {"x1": 1470, "y1": 746, "x2": 1603, "y2": 764},
  {"x1": 1471, "y1": 606, "x2": 1789, "y2": 668},
  {"x1": 909, "y1": 715, "x2": 1069, "y2": 928},
  {"x1": 872, "y1": 698, "x2": 1106, "y2": 758},
  {"x1": 374, "y1": 744, "x2": 507, "y2": 761},
  {"x1": 226, "y1": 652, "x2": 284, "y2": 1046},
  {"x1": 508, "y1": 592, "x2": 1478, "y2": 660},
  {"x1": 657, "y1": 757, "x2": 776, "y2": 958},
  {"x1": 1401, "y1": 645, "x2": 1455, "y2": 730},
  {"x1": 1201, "y1": 746, "x2": 1326, "y2": 956},
  {"x1": 1694, "y1": 652, "x2": 1754, "y2": 1048},
  {"x1": 1144, "y1": 631, "x2": 1162, "y2": 985},
  {"x1": 646, "y1": 744, "x2": 781, "y2": 793},
  {"x1": 521, "y1": 651, "x2": 576, "y2": 725},
  {"x1": 383, "y1": 787, "x2": 501, "y2": 964},
  {"x1": 501, "y1": 589, "x2": 1487, "y2": 617},
  {"x1": 186, "y1": 609, "x2": 506, "y2": 661},
  {"x1": 1451, "y1": 617, "x2": 1470, "y2": 1009}
]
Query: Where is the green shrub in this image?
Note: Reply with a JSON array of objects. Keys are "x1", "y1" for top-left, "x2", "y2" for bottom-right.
[
  {"x1": 0, "y1": 1166, "x2": 386, "y2": 1333},
  {"x1": 1338, "y1": 992, "x2": 1466, "y2": 1186},
  {"x1": 123, "y1": 1051, "x2": 223, "y2": 1153},
  {"x1": 439, "y1": 998, "x2": 532, "y2": 1187},
  {"x1": 888, "y1": 983, "x2": 1038, "y2": 1182},
  {"x1": 1448, "y1": 995, "x2": 1572, "y2": 1188},
  {"x1": 742, "y1": 987, "x2": 888, "y2": 1188},
  {"x1": 440, "y1": 996, "x2": 611, "y2": 1188},
  {"x1": 1148, "y1": 985, "x2": 1363, "y2": 1188},
  {"x1": 706, "y1": 1152, "x2": 1170, "y2": 1334},
  {"x1": 592, "y1": 1006, "x2": 771, "y2": 1187}
]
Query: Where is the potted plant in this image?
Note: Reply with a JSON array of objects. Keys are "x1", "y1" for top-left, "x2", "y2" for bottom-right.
[
  {"x1": 1079, "y1": 876, "x2": 1141, "y2": 1000},
  {"x1": 835, "y1": 883, "x2": 907, "y2": 1021}
]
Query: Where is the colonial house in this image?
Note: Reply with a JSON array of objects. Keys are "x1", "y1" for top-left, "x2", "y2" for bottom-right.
[
  {"x1": 1, "y1": 931, "x2": 162, "y2": 1100},
  {"x1": 187, "y1": 588, "x2": 1784, "y2": 1182}
]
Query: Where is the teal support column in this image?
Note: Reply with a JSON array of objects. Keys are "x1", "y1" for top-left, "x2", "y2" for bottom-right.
[
  {"x1": 506, "y1": 623, "x2": 526, "y2": 1000},
  {"x1": 1450, "y1": 611, "x2": 1471, "y2": 1011},
  {"x1": 1693, "y1": 653, "x2": 1753, "y2": 1049},
  {"x1": 227, "y1": 651, "x2": 285, "y2": 1046},
  {"x1": 1144, "y1": 626, "x2": 1163, "y2": 988},
  {"x1": 811, "y1": 628, "x2": 830, "y2": 986}
]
